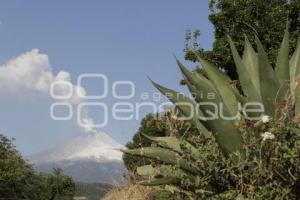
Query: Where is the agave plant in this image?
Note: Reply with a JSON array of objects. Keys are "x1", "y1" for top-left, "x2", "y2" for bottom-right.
[{"x1": 123, "y1": 26, "x2": 300, "y2": 199}]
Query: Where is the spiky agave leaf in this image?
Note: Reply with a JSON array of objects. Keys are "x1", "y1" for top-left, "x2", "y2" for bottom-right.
[
  {"x1": 195, "y1": 55, "x2": 240, "y2": 122},
  {"x1": 242, "y1": 36, "x2": 260, "y2": 95},
  {"x1": 122, "y1": 147, "x2": 199, "y2": 174},
  {"x1": 138, "y1": 165, "x2": 199, "y2": 199},
  {"x1": 136, "y1": 165, "x2": 156, "y2": 176},
  {"x1": 137, "y1": 164, "x2": 194, "y2": 181},
  {"x1": 290, "y1": 41, "x2": 300, "y2": 116},
  {"x1": 275, "y1": 23, "x2": 290, "y2": 92},
  {"x1": 290, "y1": 41, "x2": 300, "y2": 95},
  {"x1": 137, "y1": 165, "x2": 215, "y2": 198},
  {"x1": 192, "y1": 63, "x2": 247, "y2": 107},
  {"x1": 175, "y1": 58, "x2": 218, "y2": 103},
  {"x1": 140, "y1": 177, "x2": 179, "y2": 186},
  {"x1": 150, "y1": 80, "x2": 211, "y2": 138},
  {"x1": 142, "y1": 134, "x2": 201, "y2": 159},
  {"x1": 176, "y1": 59, "x2": 243, "y2": 155},
  {"x1": 228, "y1": 36, "x2": 261, "y2": 103},
  {"x1": 256, "y1": 35, "x2": 281, "y2": 117}
]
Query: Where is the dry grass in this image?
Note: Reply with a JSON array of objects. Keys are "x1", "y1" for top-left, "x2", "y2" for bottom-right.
[{"x1": 102, "y1": 183, "x2": 155, "y2": 200}]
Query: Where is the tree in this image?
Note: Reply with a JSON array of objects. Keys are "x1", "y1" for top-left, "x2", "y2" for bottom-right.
[
  {"x1": 0, "y1": 134, "x2": 75, "y2": 200},
  {"x1": 0, "y1": 134, "x2": 34, "y2": 198},
  {"x1": 185, "y1": 0, "x2": 300, "y2": 78},
  {"x1": 49, "y1": 168, "x2": 75, "y2": 200},
  {"x1": 25, "y1": 169, "x2": 76, "y2": 200}
]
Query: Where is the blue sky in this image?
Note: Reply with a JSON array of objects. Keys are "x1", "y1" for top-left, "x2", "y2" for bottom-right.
[{"x1": 0, "y1": 1, "x2": 213, "y2": 155}]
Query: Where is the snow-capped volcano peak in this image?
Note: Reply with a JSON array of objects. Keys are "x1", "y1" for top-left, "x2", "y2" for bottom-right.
[
  {"x1": 66, "y1": 132, "x2": 123, "y2": 161},
  {"x1": 29, "y1": 132, "x2": 124, "y2": 164},
  {"x1": 28, "y1": 131, "x2": 126, "y2": 184}
]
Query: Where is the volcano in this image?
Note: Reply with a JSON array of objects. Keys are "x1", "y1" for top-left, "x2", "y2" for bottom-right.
[{"x1": 28, "y1": 132, "x2": 126, "y2": 184}]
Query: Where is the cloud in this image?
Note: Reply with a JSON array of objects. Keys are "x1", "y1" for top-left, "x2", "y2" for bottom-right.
[
  {"x1": 0, "y1": 49, "x2": 53, "y2": 93},
  {"x1": 0, "y1": 49, "x2": 96, "y2": 132},
  {"x1": 0, "y1": 49, "x2": 85, "y2": 104},
  {"x1": 52, "y1": 70, "x2": 86, "y2": 105}
]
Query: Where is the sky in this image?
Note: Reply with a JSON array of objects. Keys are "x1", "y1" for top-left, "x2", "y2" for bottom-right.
[{"x1": 0, "y1": 0, "x2": 214, "y2": 155}]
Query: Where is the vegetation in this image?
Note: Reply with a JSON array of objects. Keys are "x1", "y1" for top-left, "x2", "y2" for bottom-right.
[
  {"x1": 0, "y1": 134, "x2": 33, "y2": 198},
  {"x1": 123, "y1": 29, "x2": 300, "y2": 199},
  {"x1": 103, "y1": 182, "x2": 155, "y2": 200},
  {"x1": 0, "y1": 134, "x2": 76, "y2": 200},
  {"x1": 25, "y1": 169, "x2": 76, "y2": 200},
  {"x1": 75, "y1": 182, "x2": 112, "y2": 200},
  {"x1": 185, "y1": 0, "x2": 300, "y2": 79}
]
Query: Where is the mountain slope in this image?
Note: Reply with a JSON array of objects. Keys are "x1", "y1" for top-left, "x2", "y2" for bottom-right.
[{"x1": 28, "y1": 132, "x2": 126, "y2": 184}]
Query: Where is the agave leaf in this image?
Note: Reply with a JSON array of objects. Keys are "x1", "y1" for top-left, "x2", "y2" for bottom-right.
[
  {"x1": 185, "y1": 80, "x2": 204, "y2": 103},
  {"x1": 137, "y1": 165, "x2": 196, "y2": 195},
  {"x1": 142, "y1": 134, "x2": 201, "y2": 159},
  {"x1": 176, "y1": 58, "x2": 215, "y2": 93},
  {"x1": 136, "y1": 165, "x2": 156, "y2": 176},
  {"x1": 189, "y1": 79, "x2": 243, "y2": 155},
  {"x1": 228, "y1": 36, "x2": 261, "y2": 103},
  {"x1": 140, "y1": 177, "x2": 178, "y2": 186},
  {"x1": 122, "y1": 147, "x2": 199, "y2": 174},
  {"x1": 275, "y1": 23, "x2": 290, "y2": 93},
  {"x1": 195, "y1": 54, "x2": 240, "y2": 121},
  {"x1": 185, "y1": 80, "x2": 243, "y2": 155},
  {"x1": 290, "y1": 40, "x2": 300, "y2": 116},
  {"x1": 176, "y1": 60, "x2": 229, "y2": 113},
  {"x1": 256, "y1": 35, "x2": 280, "y2": 117},
  {"x1": 150, "y1": 80, "x2": 210, "y2": 138},
  {"x1": 275, "y1": 23, "x2": 291, "y2": 111},
  {"x1": 176, "y1": 59, "x2": 243, "y2": 155},
  {"x1": 137, "y1": 164, "x2": 193, "y2": 180},
  {"x1": 176, "y1": 58, "x2": 219, "y2": 104},
  {"x1": 290, "y1": 40, "x2": 300, "y2": 94},
  {"x1": 176, "y1": 59, "x2": 246, "y2": 121},
  {"x1": 175, "y1": 60, "x2": 222, "y2": 119},
  {"x1": 243, "y1": 36, "x2": 260, "y2": 95},
  {"x1": 142, "y1": 135, "x2": 182, "y2": 153}
]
